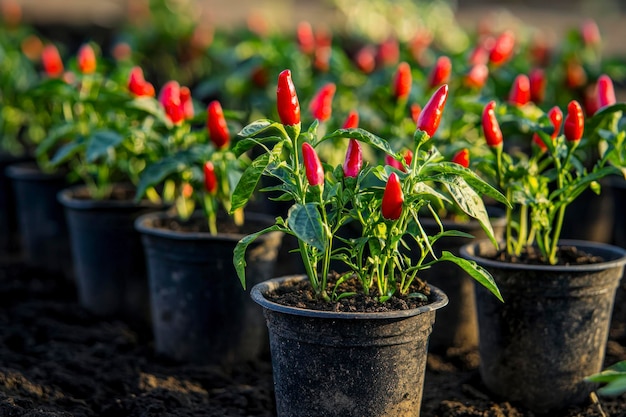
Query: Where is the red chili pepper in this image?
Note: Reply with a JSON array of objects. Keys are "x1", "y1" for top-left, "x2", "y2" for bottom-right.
[
  {"x1": 416, "y1": 84, "x2": 449, "y2": 137},
  {"x1": 309, "y1": 83, "x2": 336, "y2": 122},
  {"x1": 207, "y1": 100, "x2": 230, "y2": 149},
  {"x1": 276, "y1": 69, "x2": 301, "y2": 126},
  {"x1": 296, "y1": 21, "x2": 315, "y2": 55},
  {"x1": 393, "y1": 62, "x2": 412, "y2": 100},
  {"x1": 584, "y1": 85, "x2": 600, "y2": 117},
  {"x1": 452, "y1": 149, "x2": 470, "y2": 168},
  {"x1": 597, "y1": 74, "x2": 616, "y2": 110},
  {"x1": 377, "y1": 37, "x2": 399, "y2": 68},
  {"x1": 508, "y1": 74, "x2": 531, "y2": 106},
  {"x1": 251, "y1": 66, "x2": 268, "y2": 88},
  {"x1": 180, "y1": 86, "x2": 194, "y2": 120},
  {"x1": 529, "y1": 68, "x2": 546, "y2": 103},
  {"x1": 128, "y1": 66, "x2": 155, "y2": 97},
  {"x1": 427, "y1": 56, "x2": 452, "y2": 90},
  {"x1": 565, "y1": 60, "x2": 587, "y2": 89},
  {"x1": 382, "y1": 172, "x2": 403, "y2": 220},
  {"x1": 529, "y1": 34, "x2": 551, "y2": 67},
  {"x1": 532, "y1": 106, "x2": 563, "y2": 151},
  {"x1": 489, "y1": 30, "x2": 515, "y2": 66},
  {"x1": 581, "y1": 19, "x2": 601, "y2": 47},
  {"x1": 158, "y1": 81, "x2": 185, "y2": 124},
  {"x1": 302, "y1": 142, "x2": 324, "y2": 186},
  {"x1": 468, "y1": 39, "x2": 491, "y2": 66},
  {"x1": 342, "y1": 110, "x2": 359, "y2": 129},
  {"x1": 564, "y1": 100, "x2": 584, "y2": 143},
  {"x1": 384, "y1": 150, "x2": 412, "y2": 172},
  {"x1": 410, "y1": 104, "x2": 422, "y2": 124},
  {"x1": 482, "y1": 100, "x2": 503, "y2": 148},
  {"x1": 355, "y1": 45, "x2": 376, "y2": 74},
  {"x1": 203, "y1": 161, "x2": 218, "y2": 195},
  {"x1": 343, "y1": 139, "x2": 362, "y2": 178},
  {"x1": 77, "y1": 44, "x2": 96, "y2": 74},
  {"x1": 313, "y1": 27, "x2": 332, "y2": 72},
  {"x1": 463, "y1": 64, "x2": 489, "y2": 89},
  {"x1": 41, "y1": 44, "x2": 63, "y2": 78}
]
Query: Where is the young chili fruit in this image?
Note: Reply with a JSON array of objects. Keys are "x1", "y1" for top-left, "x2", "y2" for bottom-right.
[
  {"x1": 508, "y1": 74, "x2": 531, "y2": 106},
  {"x1": 276, "y1": 69, "x2": 301, "y2": 126},
  {"x1": 416, "y1": 84, "x2": 449, "y2": 137},
  {"x1": 597, "y1": 74, "x2": 616, "y2": 110},
  {"x1": 77, "y1": 44, "x2": 96, "y2": 74},
  {"x1": 355, "y1": 45, "x2": 376, "y2": 74},
  {"x1": 564, "y1": 100, "x2": 584, "y2": 143},
  {"x1": 128, "y1": 66, "x2": 155, "y2": 97},
  {"x1": 463, "y1": 63, "x2": 489, "y2": 90},
  {"x1": 581, "y1": 19, "x2": 601, "y2": 47},
  {"x1": 203, "y1": 161, "x2": 218, "y2": 195},
  {"x1": 342, "y1": 110, "x2": 359, "y2": 129},
  {"x1": 309, "y1": 83, "x2": 336, "y2": 122},
  {"x1": 180, "y1": 86, "x2": 194, "y2": 120},
  {"x1": 207, "y1": 100, "x2": 230, "y2": 149},
  {"x1": 296, "y1": 21, "x2": 315, "y2": 55},
  {"x1": 427, "y1": 56, "x2": 452, "y2": 90},
  {"x1": 410, "y1": 103, "x2": 421, "y2": 124},
  {"x1": 392, "y1": 62, "x2": 412, "y2": 100},
  {"x1": 343, "y1": 139, "x2": 362, "y2": 178},
  {"x1": 489, "y1": 30, "x2": 515, "y2": 66},
  {"x1": 482, "y1": 100, "x2": 503, "y2": 148},
  {"x1": 158, "y1": 81, "x2": 185, "y2": 124},
  {"x1": 382, "y1": 172, "x2": 403, "y2": 220},
  {"x1": 384, "y1": 150, "x2": 412, "y2": 172},
  {"x1": 452, "y1": 149, "x2": 470, "y2": 168},
  {"x1": 41, "y1": 44, "x2": 63, "y2": 78},
  {"x1": 529, "y1": 68, "x2": 546, "y2": 103},
  {"x1": 532, "y1": 106, "x2": 563, "y2": 151},
  {"x1": 302, "y1": 142, "x2": 324, "y2": 186}
]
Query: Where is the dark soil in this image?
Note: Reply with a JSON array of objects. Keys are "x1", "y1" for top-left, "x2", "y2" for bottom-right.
[
  {"x1": 491, "y1": 245, "x2": 605, "y2": 265},
  {"x1": 266, "y1": 273, "x2": 432, "y2": 312},
  {"x1": 0, "y1": 254, "x2": 625, "y2": 417}
]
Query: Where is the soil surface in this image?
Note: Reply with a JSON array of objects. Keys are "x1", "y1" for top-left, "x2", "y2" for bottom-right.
[{"x1": 0, "y1": 254, "x2": 625, "y2": 416}]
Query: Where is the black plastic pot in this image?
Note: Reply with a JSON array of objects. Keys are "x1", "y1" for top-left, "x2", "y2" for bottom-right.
[
  {"x1": 58, "y1": 184, "x2": 164, "y2": 329},
  {"x1": 461, "y1": 239, "x2": 626, "y2": 413},
  {"x1": 251, "y1": 275, "x2": 448, "y2": 417},
  {"x1": 5, "y1": 162, "x2": 73, "y2": 278},
  {"x1": 0, "y1": 153, "x2": 32, "y2": 254},
  {"x1": 135, "y1": 210, "x2": 283, "y2": 365},
  {"x1": 419, "y1": 208, "x2": 506, "y2": 352}
]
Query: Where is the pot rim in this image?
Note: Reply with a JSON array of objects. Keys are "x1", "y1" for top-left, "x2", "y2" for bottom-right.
[
  {"x1": 57, "y1": 183, "x2": 163, "y2": 210},
  {"x1": 460, "y1": 239, "x2": 626, "y2": 272},
  {"x1": 251, "y1": 275, "x2": 449, "y2": 320},
  {"x1": 5, "y1": 161, "x2": 67, "y2": 181},
  {"x1": 134, "y1": 209, "x2": 278, "y2": 241}
]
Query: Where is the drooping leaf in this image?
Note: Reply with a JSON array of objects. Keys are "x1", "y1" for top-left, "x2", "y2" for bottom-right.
[
  {"x1": 86, "y1": 131, "x2": 124, "y2": 163},
  {"x1": 36, "y1": 123, "x2": 77, "y2": 158},
  {"x1": 288, "y1": 203, "x2": 326, "y2": 252},
  {"x1": 50, "y1": 138, "x2": 85, "y2": 166},
  {"x1": 231, "y1": 152, "x2": 271, "y2": 212},
  {"x1": 439, "y1": 251, "x2": 503, "y2": 302},
  {"x1": 234, "y1": 225, "x2": 284, "y2": 289}
]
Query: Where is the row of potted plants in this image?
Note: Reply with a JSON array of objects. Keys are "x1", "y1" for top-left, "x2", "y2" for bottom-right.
[{"x1": 1, "y1": 3, "x2": 625, "y2": 415}]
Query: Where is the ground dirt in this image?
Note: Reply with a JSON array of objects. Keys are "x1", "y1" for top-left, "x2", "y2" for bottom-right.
[{"x1": 0, "y1": 255, "x2": 624, "y2": 417}]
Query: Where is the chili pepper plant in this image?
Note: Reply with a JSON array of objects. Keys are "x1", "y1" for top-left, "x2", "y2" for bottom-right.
[
  {"x1": 232, "y1": 69, "x2": 507, "y2": 304},
  {"x1": 133, "y1": 85, "x2": 251, "y2": 234},
  {"x1": 475, "y1": 74, "x2": 626, "y2": 265}
]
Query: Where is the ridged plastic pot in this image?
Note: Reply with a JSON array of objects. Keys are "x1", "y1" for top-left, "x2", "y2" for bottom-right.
[
  {"x1": 461, "y1": 239, "x2": 626, "y2": 413},
  {"x1": 419, "y1": 208, "x2": 506, "y2": 351},
  {"x1": 5, "y1": 162, "x2": 73, "y2": 278},
  {"x1": 251, "y1": 275, "x2": 449, "y2": 417},
  {"x1": 58, "y1": 184, "x2": 164, "y2": 329},
  {"x1": 135, "y1": 210, "x2": 283, "y2": 365}
]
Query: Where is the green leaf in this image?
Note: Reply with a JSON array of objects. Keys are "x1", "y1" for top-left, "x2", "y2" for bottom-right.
[
  {"x1": 135, "y1": 157, "x2": 185, "y2": 201},
  {"x1": 50, "y1": 138, "x2": 85, "y2": 166},
  {"x1": 598, "y1": 378, "x2": 626, "y2": 396},
  {"x1": 587, "y1": 103, "x2": 626, "y2": 131},
  {"x1": 288, "y1": 203, "x2": 326, "y2": 252},
  {"x1": 439, "y1": 251, "x2": 503, "y2": 302},
  {"x1": 439, "y1": 174, "x2": 498, "y2": 247},
  {"x1": 425, "y1": 162, "x2": 509, "y2": 207},
  {"x1": 238, "y1": 119, "x2": 288, "y2": 140},
  {"x1": 586, "y1": 361, "x2": 626, "y2": 383},
  {"x1": 234, "y1": 224, "x2": 284, "y2": 289},
  {"x1": 231, "y1": 152, "x2": 271, "y2": 212},
  {"x1": 36, "y1": 123, "x2": 77, "y2": 158},
  {"x1": 321, "y1": 128, "x2": 394, "y2": 156},
  {"x1": 86, "y1": 131, "x2": 124, "y2": 163}
]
